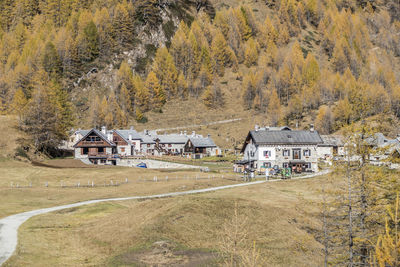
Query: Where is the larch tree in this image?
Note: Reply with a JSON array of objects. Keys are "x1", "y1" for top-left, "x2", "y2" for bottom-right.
[
  {"x1": 267, "y1": 90, "x2": 282, "y2": 126},
  {"x1": 11, "y1": 88, "x2": 28, "y2": 123},
  {"x1": 42, "y1": 41, "x2": 62, "y2": 78},
  {"x1": 133, "y1": 74, "x2": 150, "y2": 111},
  {"x1": 244, "y1": 38, "x2": 259, "y2": 67},
  {"x1": 145, "y1": 71, "x2": 165, "y2": 110},
  {"x1": 315, "y1": 105, "x2": 333, "y2": 134},
  {"x1": 151, "y1": 47, "x2": 178, "y2": 98},
  {"x1": 211, "y1": 30, "x2": 232, "y2": 77}
]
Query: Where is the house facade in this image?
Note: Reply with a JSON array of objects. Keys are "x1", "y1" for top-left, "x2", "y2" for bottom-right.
[
  {"x1": 184, "y1": 135, "x2": 220, "y2": 158},
  {"x1": 317, "y1": 135, "x2": 345, "y2": 160},
  {"x1": 240, "y1": 126, "x2": 323, "y2": 172},
  {"x1": 73, "y1": 127, "x2": 142, "y2": 165},
  {"x1": 73, "y1": 127, "x2": 220, "y2": 164}
]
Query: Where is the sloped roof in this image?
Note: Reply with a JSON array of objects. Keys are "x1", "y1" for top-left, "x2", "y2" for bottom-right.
[
  {"x1": 372, "y1": 133, "x2": 400, "y2": 147},
  {"x1": 319, "y1": 135, "x2": 344, "y2": 147},
  {"x1": 249, "y1": 130, "x2": 323, "y2": 145},
  {"x1": 75, "y1": 129, "x2": 90, "y2": 137},
  {"x1": 73, "y1": 128, "x2": 115, "y2": 147},
  {"x1": 189, "y1": 137, "x2": 217, "y2": 148},
  {"x1": 156, "y1": 134, "x2": 189, "y2": 144},
  {"x1": 140, "y1": 134, "x2": 156, "y2": 144},
  {"x1": 115, "y1": 129, "x2": 142, "y2": 142}
]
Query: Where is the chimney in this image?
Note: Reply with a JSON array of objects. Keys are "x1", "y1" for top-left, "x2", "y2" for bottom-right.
[
  {"x1": 310, "y1": 124, "x2": 315, "y2": 132},
  {"x1": 184, "y1": 130, "x2": 187, "y2": 136},
  {"x1": 255, "y1": 124, "x2": 259, "y2": 131},
  {"x1": 107, "y1": 133, "x2": 112, "y2": 141},
  {"x1": 101, "y1": 126, "x2": 106, "y2": 135},
  {"x1": 207, "y1": 134, "x2": 211, "y2": 138},
  {"x1": 129, "y1": 134, "x2": 132, "y2": 141},
  {"x1": 192, "y1": 131, "x2": 196, "y2": 137},
  {"x1": 180, "y1": 131, "x2": 183, "y2": 135},
  {"x1": 130, "y1": 126, "x2": 134, "y2": 130}
]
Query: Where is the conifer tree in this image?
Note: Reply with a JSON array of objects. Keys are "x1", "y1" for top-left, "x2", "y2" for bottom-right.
[
  {"x1": 88, "y1": 94, "x2": 101, "y2": 127},
  {"x1": 119, "y1": 83, "x2": 132, "y2": 114},
  {"x1": 42, "y1": 41, "x2": 62, "y2": 78},
  {"x1": 202, "y1": 82, "x2": 224, "y2": 109},
  {"x1": 244, "y1": 38, "x2": 259, "y2": 67},
  {"x1": 11, "y1": 88, "x2": 28, "y2": 123},
  {"x1": 302, "y1": 53, "x2": 320, "y2": 87},
  {"x1": 99, "y1": 95, "x2": 108, "y2": 125},
  {"x1": 315, "y1": 105, "x2": 333, "y2": 134},
  {"x1": 145, "y1": 71, "x2": 165, "y2": 109},
  {"x1": 112, "y1": 2, "x2": 133, "y2": 47},
  {"x1": 211, "y1": 31, "x2": 232, "y2": 77},
  {"x1": 133, "y1": 74, "x2": 150, "y2": 111},
  {"x1": 267, "y1": 90, "x2": 282, "y2": 126},
  {"x1": 152, "y1": 47, "x2": 178, "y2": 97},
  {"x1": 177, "y1": 72, "x2": 188, "y2": 99}
]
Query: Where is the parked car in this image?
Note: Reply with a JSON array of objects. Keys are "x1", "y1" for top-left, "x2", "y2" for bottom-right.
[{"x1": 136, "y1": 162, "x2": 147, "y2": 168}]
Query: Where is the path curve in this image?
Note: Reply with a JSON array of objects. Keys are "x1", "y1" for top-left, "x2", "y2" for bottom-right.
[{"x1": 0, "y1": 169, "x2": 330, "y2": 265}]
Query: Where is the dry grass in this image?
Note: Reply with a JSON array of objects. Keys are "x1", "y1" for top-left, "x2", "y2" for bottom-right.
[
  {"x1": 3, "y1": 174, "x2": 336, "y2": 267},
  {"x1": 0, "y1": 115, "x2": 24, "y2": 158},
  {"x1": 0, "y1": 159, "x2": 240, "y2": 219}
]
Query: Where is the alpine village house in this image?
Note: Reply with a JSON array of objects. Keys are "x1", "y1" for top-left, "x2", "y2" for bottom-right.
[
  {"x1": 73, "y1": 127, "x2": 219, "y2": 165},
  {"x1": 240, "y1": 125, "x2": 323, "y2": 173}
]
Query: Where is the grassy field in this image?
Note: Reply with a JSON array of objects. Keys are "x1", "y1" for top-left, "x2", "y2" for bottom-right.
[
  {"x1": 0, "y1": 158, "x2": 240, "y2": 219},
  {"x1": 3, "y1": 171, "x2": 334, "y2": 267}
]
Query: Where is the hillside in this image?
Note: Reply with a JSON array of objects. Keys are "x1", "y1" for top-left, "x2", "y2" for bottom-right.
[{"x1": 1, "y1": 0, "x2": 400, "y2": 153}]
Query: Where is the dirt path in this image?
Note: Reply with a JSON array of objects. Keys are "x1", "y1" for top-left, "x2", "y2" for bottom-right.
[{"x1": 0, "y1": 169, "x2": 330, "y2": 266}]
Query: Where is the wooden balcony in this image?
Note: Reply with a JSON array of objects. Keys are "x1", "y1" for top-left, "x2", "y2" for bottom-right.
[{"x1": 81, "y1": 141, "x2": 107, "y2": 146}]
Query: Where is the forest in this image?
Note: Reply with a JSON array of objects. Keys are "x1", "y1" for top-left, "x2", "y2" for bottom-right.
[{"x1": 0, "y1": 0, "x2": 400, "y2": 151}]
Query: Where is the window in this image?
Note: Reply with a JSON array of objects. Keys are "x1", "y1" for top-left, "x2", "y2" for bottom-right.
[
  {"x1": 305, "y1": 163, "x2": 311, "y2": 169},
  {"x1": 121, "y1": 147, "x2": 125, "y2": 153},
  {"x1": 263, "y1": 162, "x2": 271, "y2": 168},
  {"x1": 293, "y1": 149, "x2": 301, "y2": 160},
  {"x1": 98, "y1": 147, "x2": 104, "y2": 153},
  {"x1": 168, "y1": 144, "x2": 172, "y2": 147},
  {"x1": 147, "y1": 144, "x2": 150, "y2": 147},
  {"x1": 263, "y1": 150, "x2": 271, "y2": 158},
  {"x1": 283, "y1": 163, "x2": 289, "y2": 168},
  {"x1": 283, "y1": 149, "x2": 290, "y2": 156},
  {"x1": 303, "y1": 149, "x2": 311, "y2": 156},
  {"x1": 82, "y1": 148, "x2": 89, "y2": 155}
]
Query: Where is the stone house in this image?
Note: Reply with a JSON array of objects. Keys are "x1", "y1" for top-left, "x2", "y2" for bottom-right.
[
  {"x1": 240, "y1": 126, "x2": 323, "y2": 172},
  {"x1": 184, "y1": 135, "x2": 220, "y2": 158}
]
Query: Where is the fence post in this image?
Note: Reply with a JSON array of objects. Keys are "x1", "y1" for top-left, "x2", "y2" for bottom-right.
[{"x1": 45, "y1": 181, "x2": 48, "y2": 187}]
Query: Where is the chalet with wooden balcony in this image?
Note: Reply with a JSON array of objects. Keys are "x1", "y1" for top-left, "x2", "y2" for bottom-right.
[{"x1": 73, "y1": 126, "x2": 142, "y2": 165}]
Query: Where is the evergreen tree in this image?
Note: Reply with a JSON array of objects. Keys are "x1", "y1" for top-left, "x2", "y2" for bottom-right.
[{"x1": 244, "y1": 38, "x2": 259, "y2": 67}]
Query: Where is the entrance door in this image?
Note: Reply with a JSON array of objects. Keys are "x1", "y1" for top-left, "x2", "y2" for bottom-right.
[{"x1": 293, "y1": 149, "x2": 301, "y2": 160}]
